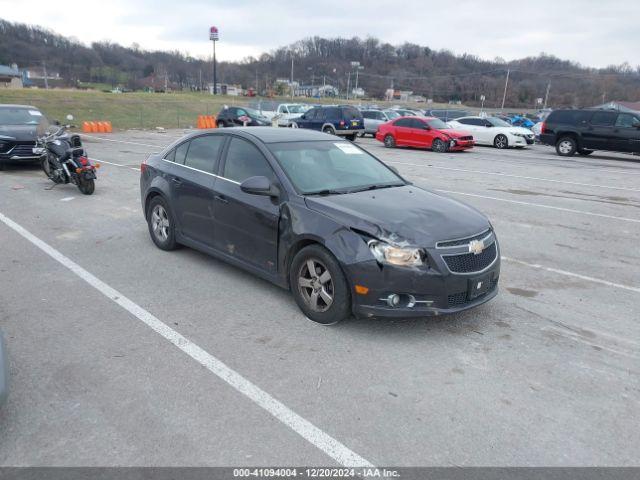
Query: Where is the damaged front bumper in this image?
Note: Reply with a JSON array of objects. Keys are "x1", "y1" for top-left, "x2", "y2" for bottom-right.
[{"x1": 345, "y1": 239, "x2": 500, "y2": 319}]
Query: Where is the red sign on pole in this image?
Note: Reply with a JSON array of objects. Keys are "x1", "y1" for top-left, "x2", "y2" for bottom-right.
[{"x1": 209, "y1": 26, "x2": 219, "y2": 41}]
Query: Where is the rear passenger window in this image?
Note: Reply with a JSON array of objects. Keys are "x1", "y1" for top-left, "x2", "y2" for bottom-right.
[
  {"x1": 174, "y1": 141, "x2": 190, "y2": 165},
  {"x1": 394, "y1": 118, "x2": 413, "y2": 128},
  {"x1": 164, "y1": 149, "x2": 176, "y2": 162},
  {"x1": 590, "y1": 112, "x2": 616, "y2": 126},
  {"x1": 224, "y1": 138, "x2": 276, "y2": 183},
  {"x1": 183, "y1": 135, "x2": 225, "y2": 172}
]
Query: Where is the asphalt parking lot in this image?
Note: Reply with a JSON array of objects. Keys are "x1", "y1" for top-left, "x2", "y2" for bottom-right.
[{"x1": 0, "y1": 130, "x2": 638, "y2": 467}]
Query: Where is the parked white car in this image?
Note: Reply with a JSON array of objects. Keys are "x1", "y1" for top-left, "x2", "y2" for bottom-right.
[
  {"x1": 259, "y1": 103, "x2": 312, "y2": 127},
  {"x1": 448, "y1": 116, "x2": 535, "y2": 148},
  {"x1": 360, "y1": 109, "x2": 399, "y2": 137}
]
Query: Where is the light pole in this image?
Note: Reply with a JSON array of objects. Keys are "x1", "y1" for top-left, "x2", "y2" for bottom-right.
[
  {"x1": 290, "y1": 51, "x2": 294, "y2": 100},
  {"x1": 209, "y1": 26, "x2": 219, "y2": 95},
  {"x1": 480, "y1": 95, "x2": 486, "y2": 115}
]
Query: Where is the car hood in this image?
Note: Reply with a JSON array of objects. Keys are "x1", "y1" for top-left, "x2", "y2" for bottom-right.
[
  {"x1": 0, "y1": 124, "x2": 40, "y2": 142},
  {"x1": 304, "y1": 185, "x2": 489, "y2": 247},
  {"x1": 511, "y1": 126, "x2": 534, "y2": 135}
]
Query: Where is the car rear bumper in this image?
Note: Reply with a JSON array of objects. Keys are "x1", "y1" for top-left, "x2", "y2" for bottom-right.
[
  {"x1": 539, "y1": 133, "x2": 556, "y2": 146},
  {"x1": 335, "y1": 129, "x2": 364, "y2": 136}
]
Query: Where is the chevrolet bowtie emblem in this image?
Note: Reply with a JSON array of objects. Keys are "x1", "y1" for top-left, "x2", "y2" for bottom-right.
[{"x1": 468, "y1": 239, "x2": 484, "y2": 255}]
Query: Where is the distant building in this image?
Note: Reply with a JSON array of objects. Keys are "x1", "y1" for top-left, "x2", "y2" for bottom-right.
[
  {"x1": 0, "y1": 64, "x2": 23, "y2": 88},
  {"x1": 591, "y1": 101, "x2": 640, "y2": 113},
  {"x1": 22, "y1": 66, "x2": 63, "y2": 88},
  {"x1": 294, "y1": 84, "x2": 338, "y2": 97},
  {"x1": 208, "y1": 83, "x2": 242, "y2": 96}
]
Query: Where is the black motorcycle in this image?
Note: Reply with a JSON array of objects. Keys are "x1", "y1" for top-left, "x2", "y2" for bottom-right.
[{"x1": 37, "y1": 116, "x2": 98, "y2": 195}]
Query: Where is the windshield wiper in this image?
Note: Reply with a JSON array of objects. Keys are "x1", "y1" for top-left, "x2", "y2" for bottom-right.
[
  {"x1": 346, "y1": 183, "x2": 403, "y2": 194},
  {"x1": 305, "y1": 189, "x2": 348, "y2": 196}
]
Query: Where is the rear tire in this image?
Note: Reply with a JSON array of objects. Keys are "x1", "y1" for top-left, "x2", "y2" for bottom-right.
[
  {"x1": 383, "y1": 134, "x2": 396, "y2": 148},
  {"x1": 432, "y1": 138, "x2": 447, "y2": 153},
  {"x1": 77, "y1": 178, "x2": 95, "y2": 195},
  {"x1": 289, "y1": 245, "x2": 351, "y2": 325},
  {"x1": 556, "y1": 136, "x2": 577, "y2": 157},
  {"x1": 147, "y1": 196, "x2": 178, "y2": 251},
  {"x1": 494, "y1": 134, "x2": 509, "y2": 149},
  {"x1": 322, "y1": 126, "x2": 335, "y2": 135},
  {"x1": 346, "y1": 134, "x2": 357, "y2": 142}
]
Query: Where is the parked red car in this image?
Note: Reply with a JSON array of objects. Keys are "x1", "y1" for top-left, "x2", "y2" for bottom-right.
[{"x1": 375, "y1": 116, "x2": 475, "y2": 152}]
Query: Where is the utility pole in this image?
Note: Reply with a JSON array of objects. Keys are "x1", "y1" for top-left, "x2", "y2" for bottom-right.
[
  {"x1": 346, "y1": 72, "x2": 351, "y2": 100},
  {"x1": 209, "y1": 26, "x2": 219, "y2": 95},
  {"x1": 500, "y1": 68, "x2": 510, "y2": 111},
  {"x1": 290, "y1": 54, "x2": 294, "y2": 100},
  {"x1": 543, "y1": 82, "x2": 551, "y2": 109},
  {"x1": 322, "y1": 75, "x2": 326, "y2": 98}
]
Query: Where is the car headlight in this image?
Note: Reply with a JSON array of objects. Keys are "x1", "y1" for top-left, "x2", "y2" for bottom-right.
[
  {"x1": 368, "y1": 240, "x2": 424, "y2": 266},
  {"x1": 510, "y1": 132, "x2": 525, "y2": 137}
]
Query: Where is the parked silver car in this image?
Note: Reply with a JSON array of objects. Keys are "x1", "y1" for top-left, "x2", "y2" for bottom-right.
[
  {"x1": 360, "y1": 109, "x2": 397, "y2": 137},
  {"x1": 0, "y1": 329, "x2": 7, "y2": 407}
]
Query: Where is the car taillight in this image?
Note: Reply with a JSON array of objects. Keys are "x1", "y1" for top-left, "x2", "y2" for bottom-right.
[
  {"x1": 140, "y1": 160, "x2": 147, "y2": 173},
  {"x1": 339, "y1": 120, "x2": 345, "y2": 127},
  {"x1": 79, "y1": 156, "x2": 88, "y2": 166},
  {"x1": 540, "y1": 122, "x2": 546, "y2": 134}
]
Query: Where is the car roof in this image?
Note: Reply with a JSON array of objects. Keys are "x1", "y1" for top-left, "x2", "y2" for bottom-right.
[
  {"x1": 182, "y1": 127, "x2": 337, "y2": 144},
  {"x1": 0, "y1": 104, "x2": 39, "y2": 110}
]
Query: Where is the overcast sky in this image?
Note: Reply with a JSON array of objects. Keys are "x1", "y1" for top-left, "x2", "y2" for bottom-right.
[{"x1": 1, "y1": 0, "x2": 638, "y2": 68}]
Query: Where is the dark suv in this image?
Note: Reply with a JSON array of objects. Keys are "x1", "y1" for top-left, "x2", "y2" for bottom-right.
[
  {"x1": 289, "y1": 105, "x2": 364, "y2": 141},
  {"x1": 540, "y1": 109, "x2": 640, "y2": 156}
]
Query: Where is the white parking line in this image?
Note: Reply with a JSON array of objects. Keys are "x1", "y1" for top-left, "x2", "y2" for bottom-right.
[
  {"x1": 388, "y1": 160, "x2": 640, "y2": 193},
  {"x1": 502, "y1": 256, "x2": 640, "y2": 294},
  {"x1": 60, "y1": 197, "x2": 75, "y2": 202},
  {"x1": 0, "y1": 211, "x2": 373, "y2": 468},
  {"x1": 81, "y1": 133, "x2": 164, "y2": 149},
  {"x1": 436, "y1": 189, "x2": 640, "y2": 224}
]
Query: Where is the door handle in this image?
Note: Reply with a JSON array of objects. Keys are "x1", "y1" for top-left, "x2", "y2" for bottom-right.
[
  {"x1": 214, "y1": 195, "x2": 228, "y2": 204},
  {"x1": 171, "y1": 177, "x2": 182, "y2": 186}
]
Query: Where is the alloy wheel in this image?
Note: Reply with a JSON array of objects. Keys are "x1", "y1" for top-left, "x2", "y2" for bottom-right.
[
  {"x1": 558, "y1": 140, "x2": 573, "y2": 154},
  {"x1": 297, "y1": 258, "x2": 334, "y2": 312},
  {"x1": 151, "y1": 204, "x2": 170, "y2": 242}
]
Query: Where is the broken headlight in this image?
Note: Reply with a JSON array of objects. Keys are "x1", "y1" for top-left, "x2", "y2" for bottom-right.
[{"x1": 368, "y1": 240, "x2": 424, "y2": 267}]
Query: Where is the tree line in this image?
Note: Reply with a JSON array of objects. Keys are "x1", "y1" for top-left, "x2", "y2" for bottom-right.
[{"x1": 1, "y1": 19, "x2": 639, "y2": 108}]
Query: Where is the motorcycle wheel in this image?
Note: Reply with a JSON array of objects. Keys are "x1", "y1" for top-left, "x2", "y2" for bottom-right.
[{"x1": 77, "y1": 178, "x2": 95, "y2": 195}]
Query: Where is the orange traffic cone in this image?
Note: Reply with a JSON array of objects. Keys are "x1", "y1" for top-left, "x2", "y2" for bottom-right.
[
  {"x1": 210, "y1": 116, "x2": 217, "y2": 128},
  {"x1": 197, "y1": 115, "x2": 204, "y2": 129},
  {"x1": 82, "y1": 122, "x2": 91, "y2": 133},
  {"x1": 89, "y1": 122, "x2": 98, "y2": 133},
  {"x1": 97, "y1": 122, "x2": 106, "y2": 133},
  {"x1": 105, "y1": 121, "x2": 113, "y2": 133}
]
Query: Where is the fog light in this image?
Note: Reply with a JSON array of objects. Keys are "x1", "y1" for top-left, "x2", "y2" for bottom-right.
[{"x1": 386, "y1": 294, "x2": 401, "y2": 307}]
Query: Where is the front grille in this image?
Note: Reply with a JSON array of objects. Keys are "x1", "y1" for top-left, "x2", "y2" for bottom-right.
[
  {"x1": 9, "y1": 142, "x2": 37, "y2": 157},
  {"x1": 443, "y1": 242, "x2": 497, "y2": 273},
  {"x1": 459, "y1": 136, "x2": 473, "y2": 141},
  {"x1": 448, "y1": 278, "x2": 498, "y2": 308},
  {"x1": 437, "y1": 229, "x2": 491, "y2": 248}
]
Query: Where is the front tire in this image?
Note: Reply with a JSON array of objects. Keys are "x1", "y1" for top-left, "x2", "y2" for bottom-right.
[
  {"x1": 147, "y1": 196, "x2": 178, "y2": 251},
  {"x1": 383, "y1": 134, "x2": 396, "y2": 148},
  {"x1": 289, "y1": 245, "x2": 351, "y2": 325},
  {"x1": 77, "y1": 178, "x2": 95, "y2": 195},
  {"x1": 217, "y1": 120, "x2": 226, "y2": 128},
  {"x1": 432, "y1": 138, "x2": 447, "y2": 153},
  {"x1": 346, "y1": 134, "x2": 357, "y2": 142},
  {"x1": 322, "y1": 126, "x2": 335, "y2": 135},
  {"x1": 494, "y1": 134, "x2": 509, "y2": 149},
  {"x1": 556, "y1": 136, "x2": 577, "y2": 156}
]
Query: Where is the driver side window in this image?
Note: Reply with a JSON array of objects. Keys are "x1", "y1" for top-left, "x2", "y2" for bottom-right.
[
  {"x1": 223, "y1": 138, "x2": 276, "y2": 184},
  {"x1": 616, "y1": 113, "x2": 640, "y2": 128}
]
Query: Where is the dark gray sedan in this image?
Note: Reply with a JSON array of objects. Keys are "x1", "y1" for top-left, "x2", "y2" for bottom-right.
[{"x1": 140, "y1": 128, "x2": 499, "y2": 324}]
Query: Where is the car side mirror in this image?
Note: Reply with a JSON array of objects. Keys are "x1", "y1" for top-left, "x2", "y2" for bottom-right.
[
  {"x1": 423, "y1": 125, "x2": 431, "y2": 130},
  {"x1": 240, "y1": 176, "x2": 279, "y2": 197}
]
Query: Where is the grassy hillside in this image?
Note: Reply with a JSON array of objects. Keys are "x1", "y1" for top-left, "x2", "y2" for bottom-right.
[
  {"x1": 0, "y1": 89, "x2": 245, "y2": 130},
  {"x1": 0, "y1": 88, "x2": 459, "y2": 130}
]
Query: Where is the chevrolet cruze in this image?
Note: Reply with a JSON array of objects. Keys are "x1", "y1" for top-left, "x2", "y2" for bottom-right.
[{"x1": 140, "y1": 128, "x2": 500, "y2": 324}]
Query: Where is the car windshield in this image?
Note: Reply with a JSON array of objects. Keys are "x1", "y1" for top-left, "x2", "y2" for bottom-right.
[
  {"x1": 384, "y1": 110, "x2": 400, "y2": 119},
  {"x1": 244, "y1": 107, "x2": 268, "y2": 120},
  {"x1": 488, "y1": 117, "x2": 512, "y2": 127},
  {"x1": 268, "y1": 141, "x2": 405, "y2": 195},
  {"x1": 426, "y1": 118, "x2": 451, "y2": 129},
  {"x1": 0, "y1": 107, "x2": 43, "y2": 125},
  {"x1": 287, "y1": 104, "x2": 308, "y2": 114}
]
